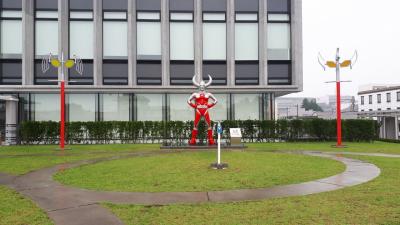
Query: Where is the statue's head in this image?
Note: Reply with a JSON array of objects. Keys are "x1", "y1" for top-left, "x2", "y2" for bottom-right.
[{"x1": 192, "y1": 75, "x2": 212, "y2": 91}]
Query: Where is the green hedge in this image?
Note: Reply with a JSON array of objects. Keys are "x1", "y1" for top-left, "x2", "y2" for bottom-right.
[{"x1": 18, "y1": 119, "x2": 379, "y2": 145}]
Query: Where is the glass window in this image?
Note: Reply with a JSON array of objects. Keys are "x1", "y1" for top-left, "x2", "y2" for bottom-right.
[
  {"x1": 368, "y1": 95, "x2": 372, "y2": 104},
  {"x1": 209, "y1": 94, "x2": 228, "y2": 121},
  {"x1": 169, "y1": 94, "x2": 193, "y2": 121},
  {"x1": 136, "y1": 94, "x2": 163, "y2": 121},
  {"x1": 377, "y1": 94, "x2": 381, "y2": 103},
  {"x1": 268, "y1": 61, "x2": 291, "y2": 84},
  {"x1": 68, "y1": 94, "x2": 96, "y2": 122},
  {"x1": 102, "y1": 94, "x2": 130, "y2": 121},
  {"x1": 267, "y1": 23, "x2": 290, "y2": 60},
  {"x1": 234, "y1": 94, "x2": 260, "y2": 120},
  {"x1": 387, "y1": 93, "x2": 391, "y2": 103},
  {"x1": 35, "y1": 11, "x2": 58, "y2": 57},
  {"x1": 137, "y1": 12, "x2": 161, "y2": 60},
  {"x1": 103, "y1": 12, "x2": 127, "y2": 20},
  {"x1": 235, "y1": 13, "x2": 257, "y2": 21},
  {"x1": 397, "y1": 92, "x2": 400, "y2": 102},
  {"x1": 170, "y1": 21, "x2": 194, "y2": 60},
  {"x1": 268, "y1": 14, "x2": 289, "y2": 21},
  {"x1": 103, "y1": 17, "x2": 128, "y2": 58},
  {"x1": 0, "y1": 10, "x2": 23, "y2": 57},
  {"x1": 32, "y1": 94, "x2": 60, "y2": 121},
  {"x1": 203, "y1": 13, "x2": 225, "y2": 21},
  {"x1": 360, "y1": 96, "x2": 364, "y2": 105},
  {"x1": 235, "y1": 22, "x2": 258, "y2": 60},
  {"x1": 137, "y1": 12, "x2": 160, "y2": 20},
  {"x1": 170, "y1": 12, "x2": 192, "y2": 20},
  {"x1": 203, "y1": 13, "x2": 226, "y2": 60},
  {"x1": 69, "y1": 12, "x2": 94, "y2": 59},
  {"x1": 0, "y1": 60, "x2": 22, "y2": 84},
  {"x1": 268, "y1": 0, "x2": 290, "y2": 13},
  {"x1": 70, "y1": 11, "x2": 93, "y2": 19}
]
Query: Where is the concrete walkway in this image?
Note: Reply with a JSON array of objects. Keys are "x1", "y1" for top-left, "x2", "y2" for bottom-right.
[{"x1": 0, "y1": 151, "x2": 388, "y2": 225}]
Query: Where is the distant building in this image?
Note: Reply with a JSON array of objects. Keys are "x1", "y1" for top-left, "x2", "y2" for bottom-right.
[
  {"x1": 277, "y1": 96, "x2": 358, "y2": 120},
  {"x1": 358, "y1": 85, "x2": 400, "y2": 140}
]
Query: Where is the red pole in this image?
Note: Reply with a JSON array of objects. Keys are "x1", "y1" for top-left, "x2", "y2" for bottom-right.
[
  {"x1": 60, "y1": 80, "x2": 65, "y2": 150},
  {"x1": 336, "y1": 81, "x2": 342, "y2": 146}
]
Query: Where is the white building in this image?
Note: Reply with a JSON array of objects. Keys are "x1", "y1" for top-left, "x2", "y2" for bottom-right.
[{"x1": 358, "y1": 85, "x2": 400, "y2": 140}]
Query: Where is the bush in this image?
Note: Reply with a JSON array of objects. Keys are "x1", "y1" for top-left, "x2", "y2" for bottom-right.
[{"x1": 18, "y1": 119, "x2": 380, "y2": 145}]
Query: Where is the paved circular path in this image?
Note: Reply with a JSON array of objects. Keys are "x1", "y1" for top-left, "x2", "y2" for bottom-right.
[{"x1": 0, "y1": 150, "x2": 390, "y2": 225}]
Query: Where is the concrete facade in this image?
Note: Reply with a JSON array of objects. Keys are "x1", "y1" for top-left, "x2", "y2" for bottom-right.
[{"x1": 0, "y1": 0, "x2": 303, "y2": 143}]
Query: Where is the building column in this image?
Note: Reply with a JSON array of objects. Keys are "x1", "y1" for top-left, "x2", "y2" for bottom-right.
[
  {"x1": 395, "y1": 116, "x2": 399, "y2": 140},
  {"x1": 59, "y1": 0, "x2": 69, "y2": 83},
  {"x1": 226, "y1": 0, "x2": 235, "y2": 86},
  {"x1": 93, "y1": 0, "x2": 103, "y2": 86},
  {"x1": 259, "y1": 0, "x2": 268, "y2": 86},
  {"x1": 194, "y1": 0, "x2": 202, "y2": 81},
  {"x1": 378, "y1": 117, "x2": 384, "y2": 138},
  {"x1": 291, "y1": 0, "x2": 303, "y2": 88},
  {"x1": 382, "y1": 117, "x2": 387, "y2": 139},
  {"x1": 5, "y1": 100, "x2": 18, "y2": 145},
  {"x1": 128, "y1": 0, "x2": 137, "y2": 86},
  {"x1": 161, "y1": 0, "x2": 170, "y2": 86},
  {"x1": 22, "y1": 0, "x2": 34, "y2": 86}
]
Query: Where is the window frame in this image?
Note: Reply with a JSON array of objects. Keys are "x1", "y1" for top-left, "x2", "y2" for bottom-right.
[
  {"x1": 169, "y1": 11, "x2": 194, "y2": 61},
  {"x1": 377, "y1": 94, "x2": 381, "y2": 104},
  {"x1": 368, "y1": 95, "x2": 372, "y2": 104},
  {"x1": 202, "y1": 11, "x2": 227, "y2": 62},
  {"x1": 34, "y1": 9, "x2": 59, "y2": 59},
  {"x1": 267, "y1": 12, "x2": 291, "y2": 61},
  {"x1": 102, "y1": 9, "x2": 128, "y2": 59},
  {"x1": 387, "y1": 93, "x2": 391, "y2": 103},
  {"x1": 234, "y1": 11, "x2": 259, "y2": 62},
  {"x1": 0, "y1": 9, "x2": 23, "y2": 58}
]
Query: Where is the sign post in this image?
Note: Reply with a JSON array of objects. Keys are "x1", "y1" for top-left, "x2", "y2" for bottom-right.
[{"x1": 211, "y1": 122, "x2": 228, "y2": 169}]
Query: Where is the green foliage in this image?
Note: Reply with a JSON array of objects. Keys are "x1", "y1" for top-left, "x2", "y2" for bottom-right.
[
  {"x1": 302, "y1": 98, "x2": 323, "y2": 112},
  {"x1": 18, "y1": 119, "x2": 379, "y2": 144}
]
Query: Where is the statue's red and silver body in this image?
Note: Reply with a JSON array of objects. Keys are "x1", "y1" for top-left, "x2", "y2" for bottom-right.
[{"x1": 188, "y1": 75, "x2": 218, "y2": 145}]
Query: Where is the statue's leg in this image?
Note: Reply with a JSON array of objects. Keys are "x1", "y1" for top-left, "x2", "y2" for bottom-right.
[
  {"x1": 204, "y1": 112, "x2": 215, "y2": 145},
  {"x1": 189, "y1": 111, "x2": 201, "y2": 145}
]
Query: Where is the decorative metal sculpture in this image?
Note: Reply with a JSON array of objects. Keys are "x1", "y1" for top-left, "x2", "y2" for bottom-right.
[
  {"x1": 188, "y1": 74, "x2": 218, "y2": 145},
  {"x1": 41, "y1": 53, "x2": 83, "y2": 150},
  {"x1": 317, "y1": 48, "x2": 358, "y2": 147}
]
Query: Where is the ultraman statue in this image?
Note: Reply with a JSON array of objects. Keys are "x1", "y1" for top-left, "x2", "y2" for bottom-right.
[{"x1": 187, "y1": 75, "x2": 218, "y2": 145}]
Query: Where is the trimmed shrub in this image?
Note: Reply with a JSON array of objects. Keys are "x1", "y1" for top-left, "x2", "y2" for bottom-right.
[{"x1": 18, "y1": 119, "x2": 380, "y2": 144}]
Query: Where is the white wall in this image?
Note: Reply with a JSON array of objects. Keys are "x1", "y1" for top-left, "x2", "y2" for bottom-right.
[{"x1": 358, "y1": 89, "x2": 400, "y2": 112}]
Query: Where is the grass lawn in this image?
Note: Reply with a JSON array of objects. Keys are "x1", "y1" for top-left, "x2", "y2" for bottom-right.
[
  {"x1": 54, "y1": 151, "x2": 345, "y2": 192},
  {"x1": 0, "y1": 153, "x2": 127, "y2": 175},
  {"x1": 0, "y1": 144, "x2": 160, "y2": 156},
  {"x1": 248, "y1": 141, "x2": 400, "y2": 154},
  {"x1": 0, "y1": 142, "x2": 399, "y2": 225},
  {"x1": 104, "y1": 156, "x2": 400, "y2": 225},
  {"x1": 0, "y1": 185, "x2": 53, "y2": 225}
]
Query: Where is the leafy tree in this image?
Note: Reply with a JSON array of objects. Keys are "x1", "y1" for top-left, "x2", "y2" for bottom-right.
[{"x1": 302, "y1": 98, "x2": 323, "y2": 112}]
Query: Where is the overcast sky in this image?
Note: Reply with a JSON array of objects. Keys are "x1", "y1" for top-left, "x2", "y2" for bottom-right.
[{"x1": 288, "y1": 0, "x2": 400, "y2": 98}]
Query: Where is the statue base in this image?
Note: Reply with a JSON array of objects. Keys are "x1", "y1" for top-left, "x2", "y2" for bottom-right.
[
  {"x1": 160, "y1": 142, "x2": 247, "y2": 150},
  {"x1": 210, "y1": 163, "x2": 229, "y2": 170}
]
